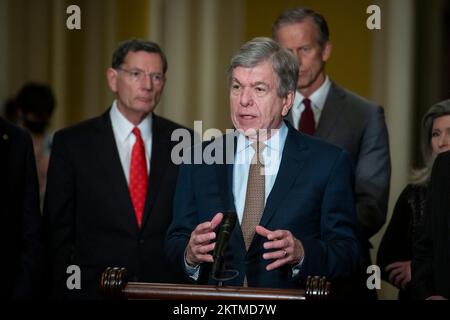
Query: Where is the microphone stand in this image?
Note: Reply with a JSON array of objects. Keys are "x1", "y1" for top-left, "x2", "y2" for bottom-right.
[{"x1": 211, "y1": 211, "x2": 239, "y2": 286}]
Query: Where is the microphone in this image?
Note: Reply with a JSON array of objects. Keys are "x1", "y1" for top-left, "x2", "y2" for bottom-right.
[{"x1": 211, "y1": 211, "x2": 237, "y2": 280}]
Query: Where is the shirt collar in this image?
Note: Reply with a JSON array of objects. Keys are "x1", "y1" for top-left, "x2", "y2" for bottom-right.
[
  {"x1": 110, "y1": 100, "x2": 152, "y2": 143},
  {"x1": 236, "y1": 121, "x2": 288, "y2": 155},
  {"x1": 294, "y1": 76, "x2": 331, "y2": 111}
]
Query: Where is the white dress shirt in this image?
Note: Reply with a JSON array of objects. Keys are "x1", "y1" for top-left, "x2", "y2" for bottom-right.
[
  {"x1": 185, "y1": 122, "x2": 299, "y2": 280},
  {"x1": 233, "y1": 122, "x2": 288, "y2": 224},
  {"x1": 291, "y1": 76, "x2": 331, "y2": 130},
  {"x1": 109, "y1": 101, "x2": 152, "y2": 184}
]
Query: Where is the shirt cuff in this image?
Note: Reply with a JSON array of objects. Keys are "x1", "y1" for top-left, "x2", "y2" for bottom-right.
[
  {"x1": 291, "y1": 254, "x2": 305, "y2": 278},
  {"x1": 184, "y1": 250, "x2": 201, "y2": 281}
]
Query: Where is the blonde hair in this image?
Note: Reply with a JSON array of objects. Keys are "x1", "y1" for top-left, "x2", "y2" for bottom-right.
[{"x1": 411, "y1": 99, "x2": 450, "y2": 185}]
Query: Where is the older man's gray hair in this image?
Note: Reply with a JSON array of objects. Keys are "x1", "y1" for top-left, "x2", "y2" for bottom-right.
[{"x1": 227, "y1": 37, "x2": 299, "y2": 98}]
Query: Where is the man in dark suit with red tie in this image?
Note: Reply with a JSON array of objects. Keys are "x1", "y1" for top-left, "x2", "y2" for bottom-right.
[
  {"x1": 44, "y1": 39, "x2": 188, "y2": 299},
  {"x1": 272, "y1": 8, "x2": 391, "y2": 298}
]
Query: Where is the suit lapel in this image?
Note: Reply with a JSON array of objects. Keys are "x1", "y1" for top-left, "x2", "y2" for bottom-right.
[
  {"x1": 95, "y1": 111, "x2": 139, "y2": 233},
  {"x1": 226, "y1": 132, "x2": 237, "y2": 212},
  {"x1": 315, "y1": 82, "x2": 346, "y2": 139},
  {"x1": 258, "y1": 125, "x2": 308, "y2": 229},
  {"x1": 285, "y1": 110, "x2": 295, "y2": 128},
  {"x1": 224, "y1": 133, "x2": 247, "y2": 249}
]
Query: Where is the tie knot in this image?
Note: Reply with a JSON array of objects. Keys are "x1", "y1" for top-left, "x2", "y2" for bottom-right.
[
  {"x1": 299, "y1": 98, "x2": 315, "y2": 135},
  {"x1": 250, "y1": 141, "x2": 266, "y2": 166},
  {"x1": 132, "y1": 127, "x2": 142, "y2": 138},
  {"x1": 250, "y1": 141, "x2": 266, "y2": 154},
  {"x1": 303, "y1": 98, "x2": 312, "y2": 109}
]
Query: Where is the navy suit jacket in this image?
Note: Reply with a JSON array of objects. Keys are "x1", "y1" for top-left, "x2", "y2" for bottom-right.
[{"x1": 166, "y1": 122, "x2": 361, "y2": 289}]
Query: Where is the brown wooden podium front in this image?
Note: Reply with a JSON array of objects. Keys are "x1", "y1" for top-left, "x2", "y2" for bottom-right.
[{"x1": 100, "y1": 267, "x2": 331, "y2": 300}]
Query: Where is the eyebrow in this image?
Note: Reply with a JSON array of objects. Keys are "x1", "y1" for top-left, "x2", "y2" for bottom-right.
[
  {"x1": 231, "y1": 78, "x2": 269, "y2": 87},
  {"x1": 253, "y1": 81, "x2": 269, "y2": 87},
  {"x1": 231, "y1": 77, "x2": 241, "y2": 85},
  {"x1": 125, "y1": 67, "x2": 163, "y2": 74}
]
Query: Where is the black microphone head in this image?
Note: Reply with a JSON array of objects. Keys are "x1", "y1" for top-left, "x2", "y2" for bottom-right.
[
  {"x1": 219, "y1": 211, "x2": 237, "y2": 233},
  {"x1": 212, "y1": 211, "x2": 237, "y2": 278}
]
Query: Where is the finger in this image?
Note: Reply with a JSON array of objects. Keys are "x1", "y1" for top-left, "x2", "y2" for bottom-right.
[
  {"x1": 385, "y1": 262, "x2": 403, "y2": 272},
  {"x1": 197, "y1": 242, "x2": 215, "y2": 255},
  {"x1": 263, "y1": 238, "x2": 289, "y2": 250},
  {"x1": 266, "y1": 257, "x2": 290, "y2": 271},
  {"x1": 255, "y1": 225, "x2": 271, "y2": 238},
  {"x1": 266, "y1": 230, "x2": 288, "y2": 241},
  {"x1": 187, "y1": 242, "x2": 215, "y2": 265},
  {"x1": 194, "y1": 220, "x2": 215, "y2": 234},
  {"x1": 210, "y1": 212, "x2": 224, "y2": 230},
  {"x1": 263, "y1": 249, "x2": 287, "y2": 260},
  {"x1": 196, "y1": 254, "x2": 214, "y2": 263},
  {"x1": 193, "y1": 213, "x2": 224, "y2": 235},
  {"x1": 393, "y1": 272, "x2": 405, "y2": 289},
  {"x1": 192, "y1": 232, "x2": 216, "y2": 245},
  {"x1": 256, "y1": 226, "x2": 289, "y2": 241},
  {"x1": 400, "y1": 275, "x2": 411, "y2": 289},
  {"x1": 388, "y1": 267, "x2": 402, "y2": 284},
  {"x1": 426, "y1": 295, "x2": 447, "y2": 300}
]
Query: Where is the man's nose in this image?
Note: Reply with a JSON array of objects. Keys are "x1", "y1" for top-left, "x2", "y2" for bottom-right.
[
  {"x1": 142, "y1": 74, "x2": 153, "y2": 90},
  {"x1": 239, "y1": 88, "x2": 253, "y2": 107}
]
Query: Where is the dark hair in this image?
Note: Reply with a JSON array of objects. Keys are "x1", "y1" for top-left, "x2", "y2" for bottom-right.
[
  {"x1": 272, "y1": 7, "x2": 329, "y2": 47},
  {"x1": 16, "y1": 82, "x2": 55, "y2": 117},
  {"x1": 111, "y1": 39, "x2": 168, "y2": 74},
  {"x1": 3, "y1": 98, "x2": 20, "y2": 123},
  {"x1": 227, "y1": 37, "x2": 298, "y2": 98}
]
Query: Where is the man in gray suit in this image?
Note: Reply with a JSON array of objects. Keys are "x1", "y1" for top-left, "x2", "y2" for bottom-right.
[{"x1": 272, "y1": 7, "x2": 391, "y2": 298}]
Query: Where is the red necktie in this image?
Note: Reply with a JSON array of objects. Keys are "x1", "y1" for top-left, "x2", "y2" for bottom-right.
[
  {"x1": 129, "y1": 127, "x2": 148, "y2": 228},
  {"x1": 299, "y1": 98, "x2": 315, "y2": 135}
]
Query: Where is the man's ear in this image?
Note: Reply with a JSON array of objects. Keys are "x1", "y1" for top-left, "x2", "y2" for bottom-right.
[
  {"x1": 281, "y1": 91, "x2": 295, "y2": 117},
  {"x1": 322, "y1": 41, "x2": 332, "y2": 62},
  {"x1": 107, "y1": 68, "x2": 118, "y2": 93}
]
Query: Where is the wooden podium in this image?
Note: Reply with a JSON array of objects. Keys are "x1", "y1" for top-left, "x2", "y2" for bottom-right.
[{"x1": 100, "y1": 267, "x2": 331, "y2": 300}]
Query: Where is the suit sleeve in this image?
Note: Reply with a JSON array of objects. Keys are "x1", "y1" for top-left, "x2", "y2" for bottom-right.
[
  {"x1": 13, "y1": 132, "x2": 43, "y2": 299},
  {"x1": 354, "y1": 106, "x2": 391, "y2": 238},
  {"x1": 165, "y1": 163, "x2": 201, "y2": 283},
  {"x1": 43, "y1": 132, "x2": 75, "y2": 298},
  {"x1": 377, "y1": 186, "x2": 413, "y2": 282},
  {"x1": 298, "y1": 150, "x2": 361, "y2": 280}
]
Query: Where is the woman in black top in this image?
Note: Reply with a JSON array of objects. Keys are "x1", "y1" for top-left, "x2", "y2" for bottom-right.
[{"x1": 377, "y1": 99, "x2": 450, "y2": 299}]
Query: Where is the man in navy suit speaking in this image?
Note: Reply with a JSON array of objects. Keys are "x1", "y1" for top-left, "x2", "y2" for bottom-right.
[{"x1": 166, "y1": 37, "x2": 361, "y2": 289}]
